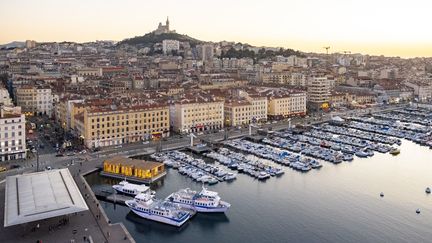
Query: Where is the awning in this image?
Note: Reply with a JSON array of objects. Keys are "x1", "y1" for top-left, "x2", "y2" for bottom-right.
[{"x1": 4, "y1": 168, "x2": 88, "y2": 227}]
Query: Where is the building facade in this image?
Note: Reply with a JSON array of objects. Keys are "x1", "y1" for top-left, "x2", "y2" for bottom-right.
[
  {"x1": 224, "y1": 100, "x2": 253, "y2": 127},
  {"x1": 74, "y1": 104, "x2": 170, "y2": 148},
  {"x1": 162, "y1": 40, "x2": 180, "y2": 55},
  {"x1": 0, "y1": 106, "x2": 26, "y2": 162},
  {"x1": 267, "y1": 91, "x2": 307, "y2": 119},
  {"x1": 170, "y1": 98, "x2": 224, "y2": 133},
  {"x1": 0, "y1": 87, "x2": 13, "y2": 106},
  {"x1": 307, "y1": 76, "x2": 331, "y2": 109},
  {"x1": 15, "y1": 86, "x2": 53, "y2": 116}
]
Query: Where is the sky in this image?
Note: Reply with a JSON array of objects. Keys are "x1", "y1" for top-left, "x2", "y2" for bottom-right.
[{"x1": 1, "y1": 0, "x2": 431, "y2": 57}]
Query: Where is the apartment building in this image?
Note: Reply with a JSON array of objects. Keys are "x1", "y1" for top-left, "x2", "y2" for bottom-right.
[
  {"x1": 262, "y1": 72, "x2": 306, "y2": 86},
  {"x1": 0, "y1": 106, "x2": 26, "y2": 161},
  {"x1": 76, "y1": 67, "x2": 103, "y2": 77},
  {"x1": 170, "y1": 97, "x2": 224, "y2": 133},
  {"x1": 224, "y1": 99, "x2": 253, "y2": 127},
  {"x1": 265, "y1": 90, "x2": 307, "y2": 119},
  {"x1": 236, "y1": 90, "x2": 268, "y2": 123},
  {"x1": 162, "y1": 40, "x2": 180, "y2": 55},
  {"x1": 307, "y1": 76, "x2": 331, "y2": 109},
  {"x1": 405, "y1": 80, "x2": 432, "y2": 101},
  {"x1": 0, "y1": 87, "x2": 13, "y2": 106},
  {"x1": 35, "y1": 87, "x2": 53, "y2": 116},
  {"x1": 74, "y1": 103, "x2": 170, "y2": 148},
  {"x1": 15, "y1": 85, "x2": 53, "y2": 116},
  {"x1": 56, "y1": 98, "x2": 84, "y2": 130}
]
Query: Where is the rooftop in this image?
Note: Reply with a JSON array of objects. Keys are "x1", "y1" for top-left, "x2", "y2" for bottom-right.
[
  {"x1": 104, "y1": 156, "x2": 163, "y2": 170},
  {"x1": 4, "y1": 168, "x2": 88, "y2": 227}
]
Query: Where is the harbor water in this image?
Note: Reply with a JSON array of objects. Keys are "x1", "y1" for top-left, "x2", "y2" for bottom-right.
[{"x1": 86, "y1": 139, "x2": 432, "y2": 243}]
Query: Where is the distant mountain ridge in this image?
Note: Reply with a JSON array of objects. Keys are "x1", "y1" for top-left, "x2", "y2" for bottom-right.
[{"x1": 0, "y1": 41, "x2": 25, "y2": 49}]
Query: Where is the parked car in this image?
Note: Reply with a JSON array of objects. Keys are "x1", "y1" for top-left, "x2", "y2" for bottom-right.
[
  {"x1": 0, "y1": 166, "x2": 7, "y2": 172},
  {"x1": 55, "y1": 153, "x2": 64, "y2": 157},
  {"x1": 142, "y1": 141, "x2": 150, "y2": 145},
  {"x1": 11, "y1": 164, "x2": 21, "y2": 169}
]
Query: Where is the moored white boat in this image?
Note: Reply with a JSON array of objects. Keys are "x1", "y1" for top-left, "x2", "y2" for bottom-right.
[
  {"x1": 125, "y1": 193, "x2": 191, "y2": 227},
  {"x1": 167, "y1": 187, "x2": 230, "y2": 213},
  {"x1": 113, "y1": 180, "x2": 155, "y2": 196}
]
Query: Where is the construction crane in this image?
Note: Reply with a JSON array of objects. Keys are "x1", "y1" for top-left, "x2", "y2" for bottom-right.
[{"x1": 323, "y1": 46, "x2": 330, "y2": 55}]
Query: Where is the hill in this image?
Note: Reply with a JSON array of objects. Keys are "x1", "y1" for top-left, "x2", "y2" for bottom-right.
[
  {"x1": 118, "y1": 32, "x2": 203, "y2": 48},
  {"x1": 0, "y1": 41, "x2": 25, "y2": 49}
]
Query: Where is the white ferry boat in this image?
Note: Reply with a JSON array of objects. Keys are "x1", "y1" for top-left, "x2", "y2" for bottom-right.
[
  {"x1": 112, "y1": 180, "x2": 155, "y2": 196},
  {"x1": 125, "y1": 193, "x2": 191, "y2": 227},
  {"x1": 167, "y1": 186, "x2": 231, "y2": 213}
]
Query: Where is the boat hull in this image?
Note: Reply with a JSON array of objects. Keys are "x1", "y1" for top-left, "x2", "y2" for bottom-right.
[
  {"x1": 113, "y1": 186, "x2": 137, "y2": 196},
  {"x1": 126, "y1": 203, "x2": 190, "y2": 227}
]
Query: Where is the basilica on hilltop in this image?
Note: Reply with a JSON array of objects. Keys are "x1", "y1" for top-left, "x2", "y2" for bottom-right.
[{"x1": 153, "y1": 17, "x2": 176, "y2": 35}]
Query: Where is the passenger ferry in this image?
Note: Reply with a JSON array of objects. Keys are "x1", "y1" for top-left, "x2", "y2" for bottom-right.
[
  {"x1": 125, "y1": 193, "x2": 192, "y2": 227},
  {"x1": 112, "y1": 180, "x2": 155, "y2": 196},
  {"x1": 167, "y1": 187, "x2": 231, "y2": 213}
]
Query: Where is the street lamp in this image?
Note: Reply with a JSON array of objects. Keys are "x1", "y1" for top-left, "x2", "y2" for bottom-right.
[
  {"x1": 189, "y1": 133, "x2": 196, "y2": 147},
  {"x1": 35, "y1": 140, "x2": 40, "y2": 172}
]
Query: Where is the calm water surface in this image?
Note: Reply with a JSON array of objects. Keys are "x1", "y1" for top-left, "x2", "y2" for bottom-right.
[{"x1": 86, "y1": 140, "x2": 432, "y2": 243}]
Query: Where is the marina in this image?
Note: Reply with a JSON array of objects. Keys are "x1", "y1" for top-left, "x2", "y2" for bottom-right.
[{"x1": 85, "y1": 107, "x2": 432, "y2": 243}]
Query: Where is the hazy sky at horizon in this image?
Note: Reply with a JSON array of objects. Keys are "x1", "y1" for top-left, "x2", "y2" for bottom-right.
[{"x1": 1, "y1": 0, "x2": 432, "y2": 57}]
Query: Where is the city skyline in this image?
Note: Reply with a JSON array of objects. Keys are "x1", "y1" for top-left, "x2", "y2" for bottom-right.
[{"x1": 2, "y1": 0, "x2": 432, "y2": 58}]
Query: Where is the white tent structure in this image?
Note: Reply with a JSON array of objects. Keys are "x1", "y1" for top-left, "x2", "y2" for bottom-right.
[{"x1": 4, "y1": 168, "x2": 88, "y2": 227}]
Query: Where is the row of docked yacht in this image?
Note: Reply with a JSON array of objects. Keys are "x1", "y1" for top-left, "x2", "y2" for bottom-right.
[
  {"x1": 205, "y1": 147, "x2": 283, "y2": 180},
  {"x1": 350, "y1": 116, "x2": 430, "y2": 133},
  {"x1": 302, "y1": 129, "x2": 392, "y2": 153},
  {"x1": 224, "y1": 139, "x2": 322, "y2": 172},
  {"x1": 374, "y1": 111, "x2": 432, "y2": 127},
  {"x1": 125, "y1": 185, "x2": 230, "y2": 227},
  {"x1": 263, "y1": 135, "x2": 346, "y2": 163},
  {"x1": 347, "y1": 120, "x2": 429, "y2": 144},
  {"x1": 318, "y1": 124, "x2": 401, "y2": 145},
  {"x1": 281, "y1": 132, "x2": 380, "y2": 160},
  {"x1": 394, "y1": 107, "x2": 432, "y2": 117},
  {"x1": 157, "y1": 150, "x2": 236, "y2": 183}
]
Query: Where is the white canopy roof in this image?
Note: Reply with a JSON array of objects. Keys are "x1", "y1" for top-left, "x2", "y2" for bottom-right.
[{"x1": 4, "y1": 168, "x2": 88, "y2": 227}]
